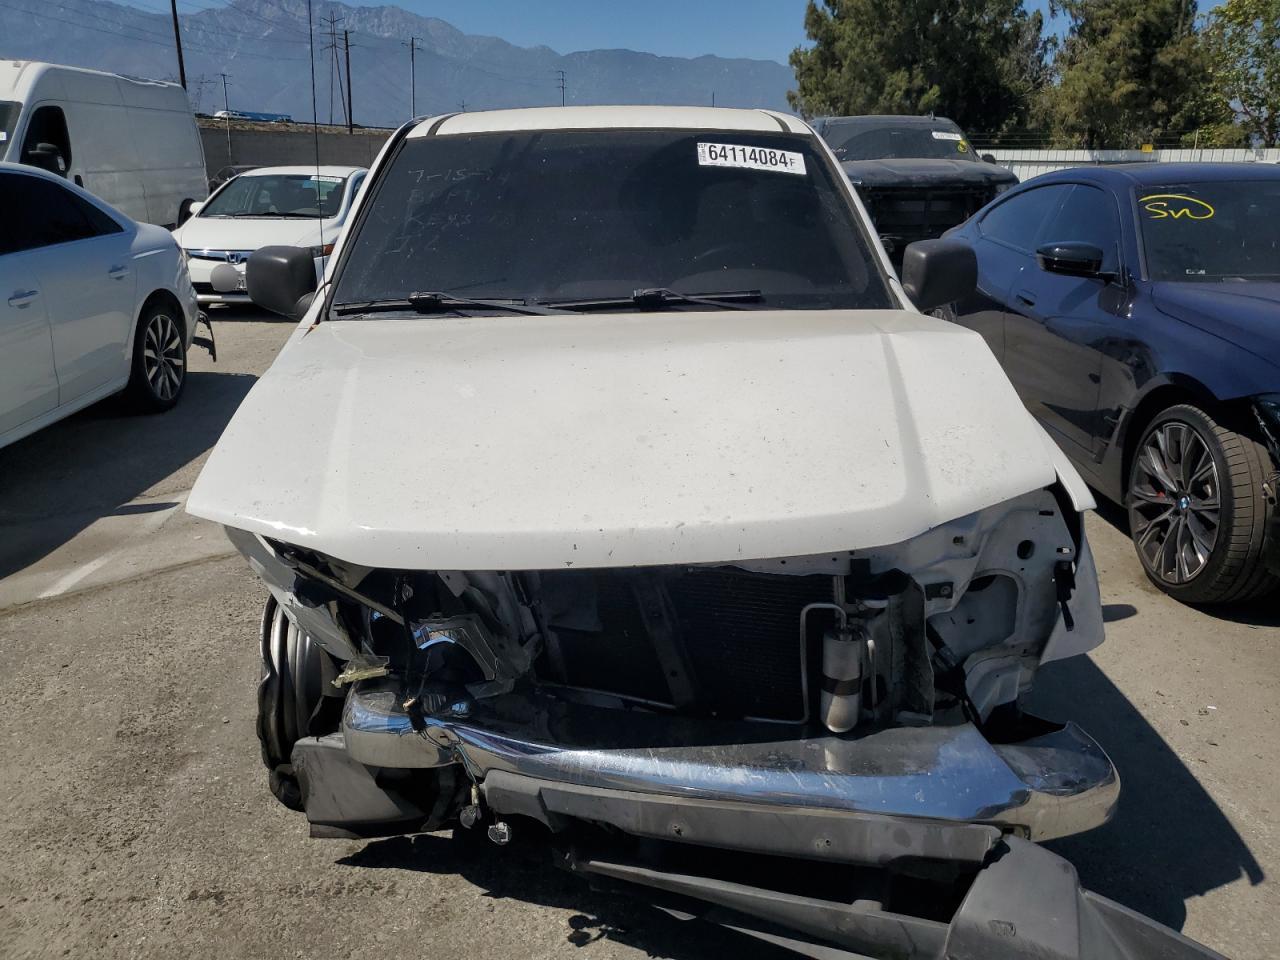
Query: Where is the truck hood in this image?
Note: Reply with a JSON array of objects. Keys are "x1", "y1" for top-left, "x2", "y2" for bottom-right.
[
  {"x1": 174, "y1": 215, "x2": 339, "y2": 251},
  {"x1": 187, "y1": 309, "x2": 1057, "y2": 570},
  {"x1": 841, "y1": 158, "x2": 1017, "y2": 189},
  {"x1": 1150, "y1": 281, "x2": 1280, "y2": 370}
]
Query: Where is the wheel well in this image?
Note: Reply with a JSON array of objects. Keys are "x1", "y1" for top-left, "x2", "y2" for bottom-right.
[
  {"x1": 1121, "y1": 383, "x2": 1262, "y2": 487},
  {"x1": 137, "y1": 289, "x2": 188, "y2": 342}
]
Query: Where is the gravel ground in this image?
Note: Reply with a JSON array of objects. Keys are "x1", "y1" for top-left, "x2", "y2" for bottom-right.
[{"x1": 0, "y1": 313, "x2": 1275, "y2": 960}]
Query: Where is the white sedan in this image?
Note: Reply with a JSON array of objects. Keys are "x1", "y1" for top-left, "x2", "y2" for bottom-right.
[
  {"x1": 0, "y1": 162, "x2": 198, "y2": 450},
  {"x1": 174, "y1": 165, "x2": 366, "y2": 304}
]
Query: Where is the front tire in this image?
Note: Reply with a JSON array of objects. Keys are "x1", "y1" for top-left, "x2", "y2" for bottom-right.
[
  {"x1": 257, "y1": 596, "x2": 341, "y2": 810},
  {"x1": 125, "y1": 302, "x2": 187, "y2": 412},
  {"x1": 1127, "y1": 403, "x2": 1278, "y2": 604}
]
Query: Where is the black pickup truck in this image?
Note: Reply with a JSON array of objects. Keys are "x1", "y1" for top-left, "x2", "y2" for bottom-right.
[{"x1": 813, "y1": 115, "x2": 1018, "y2": 263}]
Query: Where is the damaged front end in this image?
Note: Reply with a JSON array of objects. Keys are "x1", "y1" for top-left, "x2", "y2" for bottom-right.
[{"x1": 214, "y1": 478, "x2": 1228, "y2": 960}]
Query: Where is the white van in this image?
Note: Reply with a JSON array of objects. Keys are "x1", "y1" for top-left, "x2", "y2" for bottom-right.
[{"x1": 0, "y1": 61, "x2": 207, "y2": 228}]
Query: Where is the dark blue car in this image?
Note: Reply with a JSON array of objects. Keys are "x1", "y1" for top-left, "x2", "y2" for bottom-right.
[{"x1": 942, "y1": 163, "x2": 1280, "y2": 603}]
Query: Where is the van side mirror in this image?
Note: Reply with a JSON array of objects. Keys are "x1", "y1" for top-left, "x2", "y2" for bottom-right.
[
  {"x1": 25, "y1": 142, "x2": 67, "y2": 176},
  {"x1": 1036, "y1": 242, "x2": 1104, "y2": 278},
  {"x1": 981, "y1": 153, "x2": 998, "y2": 164},
  {"x1": 247, "y1": 246, "x2": 318, "y2": 319},
  {"x1": 900, "y1": 239, "x2": 977, "y2": 311}
]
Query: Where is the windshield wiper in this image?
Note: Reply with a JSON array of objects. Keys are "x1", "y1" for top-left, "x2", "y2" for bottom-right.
[
  {"x1": 538, "y1": 287, "x2": 764, "y2": 311},
  {"x1": 229, "y1": 212, "x2": 319, "y2": 219},
  {"x1": 331, "y1": 292, "x2": 567, "y2": 318}
]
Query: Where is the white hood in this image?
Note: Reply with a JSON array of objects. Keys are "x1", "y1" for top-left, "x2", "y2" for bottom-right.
[
  {"x1": 187, "y1": 309, "x2": 1057, "y2": 570},
  {"x1": 174, "y1": 215, "x2": 338, "y2": 251}
]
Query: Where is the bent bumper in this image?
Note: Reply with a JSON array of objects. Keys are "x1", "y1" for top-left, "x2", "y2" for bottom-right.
[{"x1": 339, "y1": 684, "x2": 1118, "y2": 848}]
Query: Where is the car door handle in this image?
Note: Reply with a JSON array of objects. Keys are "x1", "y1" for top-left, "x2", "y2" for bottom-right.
[
  {"x1": 1015, "y1": 289, "x2": 1037, "y2": 307},
  {"x1": 7, "y1": 289, "x2": 39, "y2": 308},
  {"x1": 108, "y1": 265, "x2": 131, "y2": 280}
]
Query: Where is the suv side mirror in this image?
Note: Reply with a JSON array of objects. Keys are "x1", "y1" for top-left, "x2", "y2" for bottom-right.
[
  {"x1": 1036, "y1": 242, "x2": 1104, "y2": 278},
  {"x1": 247, "y1": 246, "x2": 318, "y2": 319},
  {"x1": 900, "y1": 239, "x2": 977, "y2": 311},
  {"x1": 981, "y1": 153, "x2": 998, "y2": 164},
  {"x1": 25, "y1": 142, "x2": 67, "y2": 176}
]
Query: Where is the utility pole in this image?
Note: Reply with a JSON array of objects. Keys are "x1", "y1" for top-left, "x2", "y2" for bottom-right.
[
  {"x1": 321, "y1": 12, "x2": 345, "y2": 126},
  {"x1": 344, "y1": 29, "x2": 353, "y2": 133},
  {"x1": 169, "y1": 0, "x2": 187, "y2": 89},
  {"x1": 555, "y1": 69, "x2": 566, "y2": 107},
  {"x1": 405, "y1": 36, "x2": 421, "y2": 117},
  {"x1": 219, "y1": 72, "x2": 232, "y2": 164}
]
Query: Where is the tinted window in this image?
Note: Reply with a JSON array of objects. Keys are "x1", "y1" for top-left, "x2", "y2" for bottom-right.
[
  {"x1": 978, "y1": 185, "x2": 1070, "y2": 251},
  {"x1": 0, "y1": 173, "x2": 122, "y2": 255},
  {"x1": 334, "y1": 129, "x2": 893, "y2": 312},
  {"x1": 1137, "y1": 180, "x2": 1280, "y2": 282},
  {"x1": 820, "y1": 120, "x2": 978, "y2": 162},
  {"x1": 1038, "y1": 184, "x2": 1121, "y2": 270}
]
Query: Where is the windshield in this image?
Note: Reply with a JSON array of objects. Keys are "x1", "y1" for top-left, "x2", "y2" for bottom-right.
[
  {"x1": 821, "y1": 121, "x2": 977, "y2": 162},
  {"x1": 1139, "y1": 180, "x2": 1280, "y2": 282},
  {"x1": 200, "y1": 173, "x2": 348, "y2": 219},
  {"x1": 0, "y1": 101, "x2": 20, "y2": 161},
  {"x1": 332, "y1": 129, "x2": 892, "y2": 311}
]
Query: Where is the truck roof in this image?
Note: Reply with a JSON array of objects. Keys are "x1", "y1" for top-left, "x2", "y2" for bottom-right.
[{"x1": 408, "y1": 105, "x2": 810, "y2": 138}]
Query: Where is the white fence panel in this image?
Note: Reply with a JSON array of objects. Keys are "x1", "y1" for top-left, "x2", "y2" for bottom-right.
[{"x1": 985, "y1": 148, "x2": 1280, "y2": 182}]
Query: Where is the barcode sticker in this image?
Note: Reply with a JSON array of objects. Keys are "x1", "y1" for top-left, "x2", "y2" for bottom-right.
[{"x1": 697, "y1": 142, "x2": 806, "y2": 175}]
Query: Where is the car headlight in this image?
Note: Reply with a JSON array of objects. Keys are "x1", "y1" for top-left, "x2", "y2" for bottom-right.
[
  {"x1": 308, "y1": 243, "x2": 335, "y2": 258},
  {"x1": 994, "y1": 182, "x2": 1015, "y2": 195}
]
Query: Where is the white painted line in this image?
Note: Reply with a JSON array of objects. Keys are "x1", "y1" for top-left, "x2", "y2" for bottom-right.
[{"x1": 36, "y1": 497, "x2": 184, "y2": 600}]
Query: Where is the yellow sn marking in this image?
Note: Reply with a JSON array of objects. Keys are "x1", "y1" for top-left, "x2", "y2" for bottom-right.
[{"x1": 1140, "y1": 194, "x2": 1215, "y2": 220}]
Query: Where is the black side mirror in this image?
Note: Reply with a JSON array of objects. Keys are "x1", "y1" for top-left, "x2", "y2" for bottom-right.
[
  {"x1": 981, "y1": 153, "x2": 998, "y2": 164},
  {"x1": 900, "y1": 238, "x2": 977, "y2": 311},
  {"x1": 1036, "y1": 242, "x2": 1104, "y2": 278},
  {"x1": 247, "y1": 246, "x2": 318, "y2": 319},
  {"x1": 25, "y1": 142, "x2": 67, "y2": 176}
]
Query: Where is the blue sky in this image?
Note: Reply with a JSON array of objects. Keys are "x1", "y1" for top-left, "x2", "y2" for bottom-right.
[{"x1": 347, "y1": 0, "x2": 1059, "y2": 64}]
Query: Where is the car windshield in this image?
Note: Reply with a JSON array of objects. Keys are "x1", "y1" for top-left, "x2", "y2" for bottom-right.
[
  {"x1": 0, "y1": 101, "x2": 20, "y2": 161},
  {"x1": 332, "y1": 128, "x2": 892, "y2": 312},
  {"x1": 1138, "y1": 180, "x2": 1280, "y2": 282},
  {"x1": 821, "y1": 121, "x2": 977, "y2": 162},
  {"x1": 200, "y1": 172, "x2": 348, "y2": 219}
]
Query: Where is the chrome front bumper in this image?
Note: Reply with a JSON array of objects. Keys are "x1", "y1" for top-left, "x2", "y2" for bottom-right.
[{"x1": 340, "y1": 684, "x2": 1118, "y2": 846}]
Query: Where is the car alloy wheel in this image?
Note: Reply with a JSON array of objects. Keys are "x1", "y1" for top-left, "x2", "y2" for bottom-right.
[
  {"x1": 1128, "y1": 420, "x2": 1220, "y2": 585},
  {"x1": 143, "y1": 311, "x2": 185, "y2": 401}
]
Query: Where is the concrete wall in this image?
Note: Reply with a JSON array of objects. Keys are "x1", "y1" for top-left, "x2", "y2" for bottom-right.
[
  {"x1": 986, "y1": 147, "x2": 1280, "y2": 182},
  {"x1": 199, "y1": 121, "x2": 392, "y2": 176}
]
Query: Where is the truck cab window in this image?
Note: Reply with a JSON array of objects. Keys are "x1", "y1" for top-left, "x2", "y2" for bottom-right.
[{"x1": 20, "y1": 105, "x2": 72, "y2": 177}]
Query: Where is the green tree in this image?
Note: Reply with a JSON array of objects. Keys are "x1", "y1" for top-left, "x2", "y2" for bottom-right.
[
  {"x1": 1043, "y1": 0, "x2": 1237, "y2": 147},
  {"x1": 787, "y1": 0, "x2": 1051, "y2": 137},
  {"x1": 1203, "y1": 0, "x2": 1280, "y2": 145}
]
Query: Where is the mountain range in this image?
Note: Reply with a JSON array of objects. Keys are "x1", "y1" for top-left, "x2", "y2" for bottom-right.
[{"x1": 3, "y1": 0, "x2": 797, "y2": 127}]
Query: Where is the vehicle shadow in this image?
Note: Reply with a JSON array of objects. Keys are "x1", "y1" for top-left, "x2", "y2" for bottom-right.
[
  {"x1": 0, "y1": 368, "x2": 258, "y2": 581},
  {"x1": 1029, "y1": 656, "x2": 1264, "y2": 931},
  {"x1": 1091, "y1": 495, "x2": 1280, "y2": 627},
  {"x1": 339, "y1": 831, "x2": 793, "y2": 958}
]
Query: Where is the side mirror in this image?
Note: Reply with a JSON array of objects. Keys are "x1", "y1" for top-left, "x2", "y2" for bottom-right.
[
  {"x1": 187, "y1": 200, "x2": 204, "y2": 218},
  {"x1": 981, "y1": 153, "x2": 998, "y2": 164},
  {"x1": 1036, "y1": 242, "x2": 1104, "y2": 278},
  {"x1": 900, "y1": 238, "x2": 977, "y2": 311},
  {"x1": 247, "y1": 246, "x2": 318, "y2": 319},
  {"x1": 25, "y1": 142, "x2": 67, "y2": 176}
]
